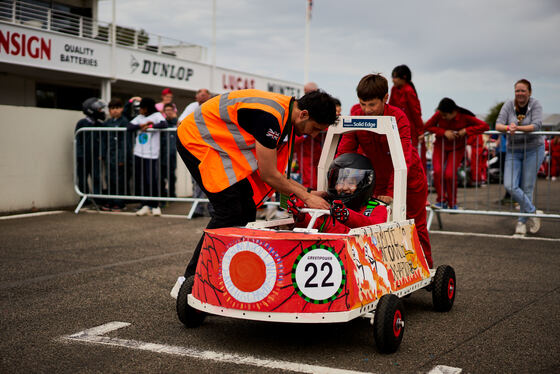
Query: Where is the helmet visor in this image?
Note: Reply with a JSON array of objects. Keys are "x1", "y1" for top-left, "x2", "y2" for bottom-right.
[{"x1": 327, "y1": 167, "x2": 374, "y2": 198}]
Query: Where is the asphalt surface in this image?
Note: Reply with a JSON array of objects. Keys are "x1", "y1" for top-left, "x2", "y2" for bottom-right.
[{"x1": 1, "y1": 206, "x2": 559, "y2": 374}]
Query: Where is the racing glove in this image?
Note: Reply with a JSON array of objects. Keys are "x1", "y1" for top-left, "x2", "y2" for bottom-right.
[{"x1": 330, "y1": 200, "x2": 349, "y2": 223}]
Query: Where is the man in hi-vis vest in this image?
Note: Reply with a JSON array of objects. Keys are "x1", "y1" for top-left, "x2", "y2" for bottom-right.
[{"x1": 176, "y1": 89, "x2": 338, "y2": 278}]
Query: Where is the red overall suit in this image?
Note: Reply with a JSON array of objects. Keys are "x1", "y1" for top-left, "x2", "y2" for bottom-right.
[{"x1": 337, "y1": 103, "x2": 433, "y2": 268}]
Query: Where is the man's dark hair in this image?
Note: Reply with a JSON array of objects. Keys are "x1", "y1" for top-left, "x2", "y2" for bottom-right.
[
  {"x1": 108, "y1": 98, "x2": 123, "y2": 108},
  {"x1": 333, "y1": 97, "x2": 342, "y2": 107},
  {"x1": 296, "y1": 90, "x2": 337, "y2": 125},
  {"x1": 356, "y1": 74, "x2": 388, "y2": 101},
  {"x1": 139, "y1": 97, "x2": 157, "y2": 115},
  {"x1": 163, "y1": 103, "x2": 174, "y2": 110}
]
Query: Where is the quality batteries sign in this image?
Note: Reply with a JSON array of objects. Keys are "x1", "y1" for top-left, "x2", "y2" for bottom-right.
[
  {"x1": 0, "y1": 24, "x2": 109, "y2": 76},
  {"x1": 342, "y1": 118, "x2": 378, "y2": 128}
]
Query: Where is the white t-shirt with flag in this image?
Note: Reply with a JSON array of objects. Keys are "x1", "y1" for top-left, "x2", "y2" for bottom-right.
[{"x1": 131, "y1": 112, "x2": 166, "y2": 159}]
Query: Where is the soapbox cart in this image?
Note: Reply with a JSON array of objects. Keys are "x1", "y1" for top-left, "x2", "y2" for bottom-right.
[{"x1": 176, "y1": 115, "x2": 456, "y2": 353}]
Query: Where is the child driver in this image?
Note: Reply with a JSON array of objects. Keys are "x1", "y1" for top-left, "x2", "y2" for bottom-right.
[{"x1": 288, "y1": 153, "x2": 387, "y2": 233}]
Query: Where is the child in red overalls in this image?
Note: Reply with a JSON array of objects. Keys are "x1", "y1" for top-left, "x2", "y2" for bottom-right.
[
  {"x1": 389, "y1": 65, "x2": 427, "y2": 171},
  {"x1": 287, "y1": 153, "x2": 387, "y2": 233},
  {"x1": 424, "y1": 98, "x2": 489, "y2": 208}
]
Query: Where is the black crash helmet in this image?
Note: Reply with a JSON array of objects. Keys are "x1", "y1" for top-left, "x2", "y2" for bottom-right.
[
  {"x1": 82, "y1": 97, "x2": 106, "y2": 122},
  {"x1": 327, "y1": 153, "x2": 376, "y2": 210}
]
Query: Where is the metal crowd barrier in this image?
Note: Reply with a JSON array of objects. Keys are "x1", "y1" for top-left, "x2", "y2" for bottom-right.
[
  {"x1": 74, "y1": 127, "x2": 560, "y2": 226},
  {"x1": 74, "y1": 127, "x2": 213, "y2": 218},
  {"x1": 422, "y1": 130, "x2": 560, "y2": 229}
]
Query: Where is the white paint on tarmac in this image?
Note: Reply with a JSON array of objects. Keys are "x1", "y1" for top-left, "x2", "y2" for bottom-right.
[
  {"x1": 428, "y1": 365, "x2": 462, "y2": 374},
  {"x1": 62, "y1": 322, "x2": 462, "y2": 374},
  {"x1": 431, "y1": 230, "x2": 560, "y2": 242},
  {"x1": 0, "y1": 210, "x2": 65, "y2": 220}
]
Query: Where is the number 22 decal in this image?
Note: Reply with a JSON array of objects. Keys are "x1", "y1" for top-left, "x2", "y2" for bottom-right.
[{"x1": 304, "y1": 262, "x2": 335, "y2": 288}]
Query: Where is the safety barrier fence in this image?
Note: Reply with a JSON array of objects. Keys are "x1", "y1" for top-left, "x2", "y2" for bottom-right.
[
  {"x1": 74, "y1": 127, "x2": 217, "y2": 218},
  {"x1": 74, "y1": 128, "x2": 560, "y2": 225},
  {"x1": 422, "y1": 130, "x2": 560, "y2": 229}
]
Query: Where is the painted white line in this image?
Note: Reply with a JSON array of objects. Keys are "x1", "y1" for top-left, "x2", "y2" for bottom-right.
[
  {"x1": 62, "y1": 322, "x2": 372, "y2": 374},
  {"x1": 431, "y1": 230, "x2": 560, "y2": 242},
  {"x1": 428, "y1": 365, "x2": 462, "y2": 374},
  {"x1": 0, "y1": 210, "x2": 65, "y2": 220}
]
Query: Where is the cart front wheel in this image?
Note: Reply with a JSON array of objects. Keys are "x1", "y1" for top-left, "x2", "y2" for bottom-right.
[
  {"x1": 176, "y1": 275, "x2": 206, "y2": 327},
  {"x1": 373, "y1": 294, "x2": 405, "y2": 353},
  {"x1": 432, "y1": 265, "x2": 456, "y2": 312}
]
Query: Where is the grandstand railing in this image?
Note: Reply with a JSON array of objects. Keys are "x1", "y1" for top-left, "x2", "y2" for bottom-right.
[{"x1": 0, "y1": 0, "x2": 205, "y2": 58}]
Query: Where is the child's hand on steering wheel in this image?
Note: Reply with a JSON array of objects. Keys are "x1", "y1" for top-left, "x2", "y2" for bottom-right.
[{"x1": 330, "y1": 200, "x2": 349, "y2": 223}]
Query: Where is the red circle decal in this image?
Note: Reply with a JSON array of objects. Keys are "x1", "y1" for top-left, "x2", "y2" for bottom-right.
[{"x1": 229, "y1": 251, "x2": 267, "y2": 292}]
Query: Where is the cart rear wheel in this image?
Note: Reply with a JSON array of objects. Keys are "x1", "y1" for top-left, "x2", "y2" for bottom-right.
[
  {"x1": 373, "y1": 294, "x2": 405, "y2": 353},
  {"x1": 432, "y1": 265, "x2": 456, "y2": 312},
  {"x1": 176, "y1": 275, "x2": 206, "y2": 327}
]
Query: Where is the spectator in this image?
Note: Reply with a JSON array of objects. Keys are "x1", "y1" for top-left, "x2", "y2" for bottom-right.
[
  {"x1": 127, "y1": 97, "x2": 169, "y2": 216},
  {"x1": 496, "y1": 79, "x2": 545, "y2": 236},
  {"x1": 550, "y1": 135, "x2": 560, "y2": 181},
  {"x1": 75, "y1": 97, "x2": 106, "y2": 206},
  {"x1": 467, "y1": 133, "x2": 488, "y2": 187},
  {"x1": 424, "y1": 98, "x2": 488, "y2": 209},
  {"x1": 178, "y1": 88, "x2": 213, "y2": 217},
  {"x1": 389, "y1": 65, "x2": 427, "y2": 170},
  {"x1": 160, "y1": 103, "x2": 178, "y2": 198},
  {"x1": 304, "y1": 82, "x2": 318, "y2": 94},
  {"x1": 156, "y1": 88, "x2": 177, "y2": 116},
  {"x1": 287, "y1": 153, "x2": 387, "y2": 233},
  {"x1": 101, "y1": 98, "x2": 131, "y2": 211},
  {"x1": 338, "y1": 74, "x2": 433, "y2": 268},
  {"x1": 178, "y1": 88, "x2": 211, "y2": 122}
]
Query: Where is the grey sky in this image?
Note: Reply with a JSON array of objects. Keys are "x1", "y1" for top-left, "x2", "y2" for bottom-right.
[{"x1": 99, "y1": 0, "x2": 560, "y2": 118}]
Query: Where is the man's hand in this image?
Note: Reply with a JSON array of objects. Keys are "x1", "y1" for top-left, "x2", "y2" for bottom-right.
[
  {"x1": 457, "y1": 128, "x2": 467, "y2": 137},
  {"x1": 302, "y1": 193, "x2": 330, "y2": 209},
  {"x1": 310, "y1": 190, "x2": 328, "y2": 198},
  {"x1": 377, "y1": 195, "x2": 393, "y2": 204},
  {"x1": 330, "y1": 200, "x2": 349, "y2": 223},
  {"x1": 140, "y1": 122, "x2": 153, "y2": 132}
]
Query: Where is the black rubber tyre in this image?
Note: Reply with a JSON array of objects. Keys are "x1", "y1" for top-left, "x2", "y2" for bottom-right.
[
  {"x1": 432, "y1": 265, "x2": 456, "y2": 312},
  {"x1": 373, "y1": 294, "x2": 405, "y2": 353},
  {"x1": 176, "y1": 275, "x2": 206, "y2": 327}
]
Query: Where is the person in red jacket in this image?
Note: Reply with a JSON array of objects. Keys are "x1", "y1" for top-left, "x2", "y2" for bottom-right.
[
  {"x1": 467, "y1": 133, "x2": 488, "y2": 186},
  {"x1": 288, "y1": 153, "x2": 387, "y2": 233},
  {"x1": 424, "y1": 98, "x2": 489, "y2": 209},
  {"x1": 389, "y1": 65, "x2": 427, "y2": 170},
  {"x1": 337, "y1": 73, "x2": 433, "y2": 268}
]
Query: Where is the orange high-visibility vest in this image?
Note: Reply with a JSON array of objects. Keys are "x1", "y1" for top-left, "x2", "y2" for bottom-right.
[{"x1": 177, "y1": 89, "x2": 294, "y2": 207}]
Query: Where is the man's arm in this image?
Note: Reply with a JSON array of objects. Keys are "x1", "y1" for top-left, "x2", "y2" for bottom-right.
[{"x1": 255, "y1": 141, "x2": 329, "y2": 209}]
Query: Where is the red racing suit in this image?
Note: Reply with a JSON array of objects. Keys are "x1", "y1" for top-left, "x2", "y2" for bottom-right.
[
  {"x1": 291, "y1": 198, "x2": 388, "y2": 234},
  {"x1": 337, "y1": 103, "x2": 433, "y2": 268}
]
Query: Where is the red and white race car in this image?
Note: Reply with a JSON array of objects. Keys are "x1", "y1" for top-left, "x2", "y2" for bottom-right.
[{"x1": 176, "y1": 115, "x2": 456, "y2": 353}]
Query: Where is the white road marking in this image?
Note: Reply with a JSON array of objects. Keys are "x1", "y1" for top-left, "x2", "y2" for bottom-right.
[
  {"x1": 62, "y1": 322, "x2": 462, "y2": 374},
  {"x1": 431, "y1": 230, "x2": 560, "y2": 242},
  {"x1": 428, "y1": 365, "x2": 463, "y2": 374},
  {"x1": 0, "y1": 210, "x2": 65, "y2": 220}
]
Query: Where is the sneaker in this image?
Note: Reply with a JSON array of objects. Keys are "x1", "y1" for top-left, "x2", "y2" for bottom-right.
[
  {"x1": 514, "y1": 221, "x2": 526, "y2": 236},
  {"x1": 136, "y1": 205, "x2": 152, "y2": 216},
  {"x1": 112, "y1": 205, "x2": 124, "y2": 212},
  {"x1": 527, "y1": 210, "x2": 543, "y2": 234},
  {"x1": 170, "y1": 276, "x2": 186, "y2": 299},
  {"x1": 552, "y1": 176, "x2": 557, "y2": 181},
  {"x1": 434, "y1": 202, "x2": 448, "y2": 209},
  {"x1": 100, "y1": 204, "x2": 112, "y2": 211},
  {"x1": 152, "y1": 207, "x2": 162, "y2": 217}
]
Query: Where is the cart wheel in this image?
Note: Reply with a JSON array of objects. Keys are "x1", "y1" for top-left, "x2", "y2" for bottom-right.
[
  {"x1": 176, "y1": 275, "x2": 206, "y2": 327},
  {"x1": 373, "y1": 294, "x2": 405, "y2": 353},
  {"x1": 432, "y1": 265, "x2": 456, "y2": 312}
]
